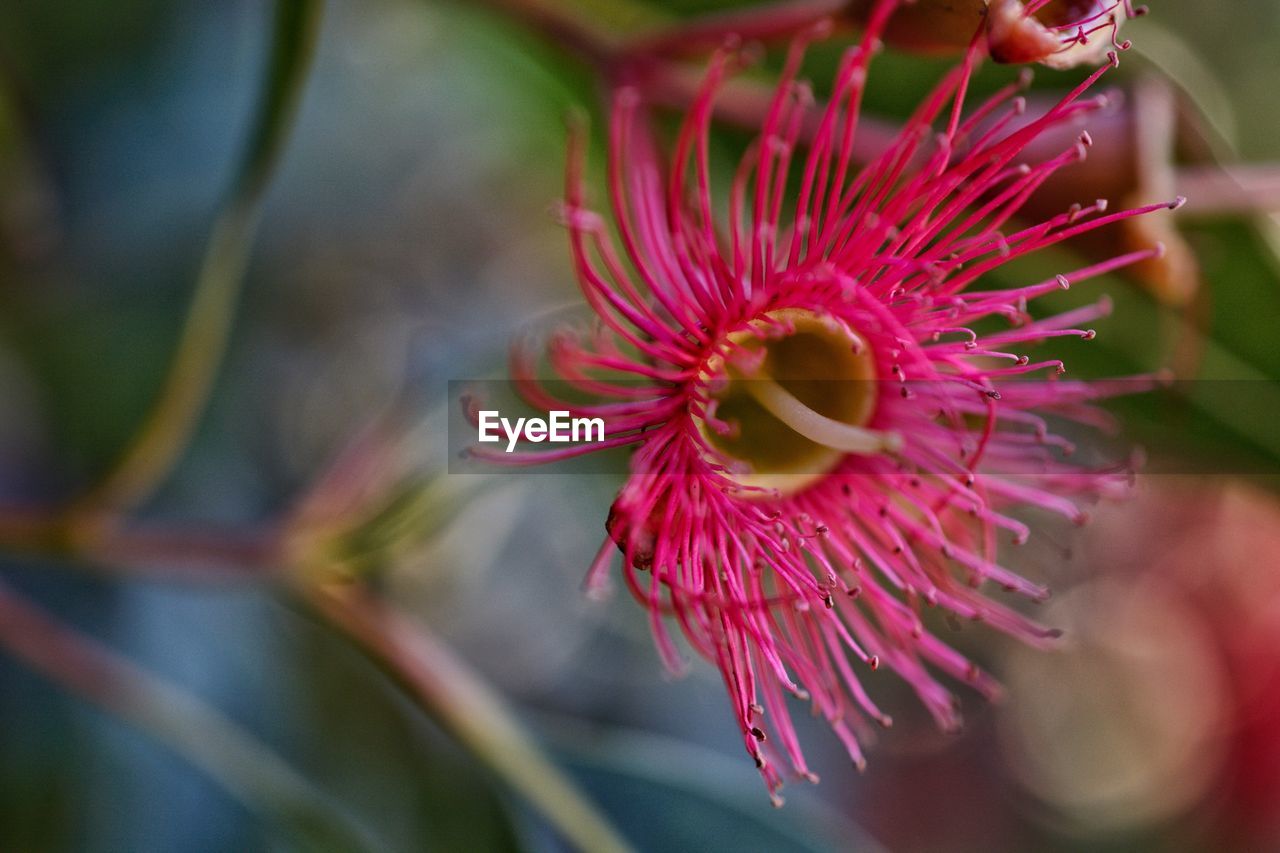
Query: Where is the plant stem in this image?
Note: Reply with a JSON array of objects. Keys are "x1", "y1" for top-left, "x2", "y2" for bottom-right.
[
  {"x1": 0, "y1": 505, "x2": 280, "y2": 582},
  {"x1": 299, "y1": 583, "x2": 635, "y2": 853},
  {"x1": 0, "y1": 509, "x2": 632, "y2": 851},
  {"x1": 470, "y1": 0, "x2": 845, "y2": 73},
  {"x1": 623, "y1": 0, "x2": 847, "y2": 58},
  {"x1": 1174, "y1": 164, "x2": 1280, "y2": 217},
  {"x1": 0, "y1": 578, "x2": 383, "y2": 850},
  {"x1": 70, "y1": 0, "x2": 324, "y2": 535},
  {"x1": 478, "y1": 0, "x2": 621, "y2": 68}
]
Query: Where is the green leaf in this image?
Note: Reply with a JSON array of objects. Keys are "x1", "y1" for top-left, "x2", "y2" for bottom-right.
[
  {"x1": 77, "y1": 0, "x2": 324, "y2": 518},
  {"x1": 540, "y1": 718, "x2": 889, "y2": 853}
]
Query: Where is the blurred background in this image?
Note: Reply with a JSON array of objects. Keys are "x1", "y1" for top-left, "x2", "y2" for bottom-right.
[{"x1": 2, "y1": 0, "x2": 1280, "y2": 850}]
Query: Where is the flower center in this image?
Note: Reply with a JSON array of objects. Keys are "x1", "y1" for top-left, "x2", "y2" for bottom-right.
[{"x1": 695, "y1": 308, "x2": 901, "y2": 495}]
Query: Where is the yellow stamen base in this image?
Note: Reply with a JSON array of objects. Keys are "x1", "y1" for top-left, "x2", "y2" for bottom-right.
[{"x1": 695, "y1": 308, "x2": 896, "y2": 496}]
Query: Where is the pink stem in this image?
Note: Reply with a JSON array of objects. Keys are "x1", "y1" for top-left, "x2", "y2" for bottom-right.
[
  {"x1": 624, "y1": 0, "x2": 850, "y2": 58},
  {"x1": 0, "y1": 505, "x2": 280, "y2": 582},
  {"x1": 1174, "y1": 163, "x2": 1280, "y2": 217}
]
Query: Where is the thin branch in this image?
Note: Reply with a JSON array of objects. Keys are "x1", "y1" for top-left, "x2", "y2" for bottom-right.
[
  {"x1": 623, "y1": 0, "x2": 847, "y2": 58},
  {"x1": 0, "y1": 505, "x2": 280, "y2": 583},
  {"x1": 298, "y1": 583, "x2": 635, "y2": 853},
  {"x1": 476, "y1": 0, "x2": 621, "y2": 68},
  {"x1": 0, "y1": 579, "x2": 383, "y2": 850},
  {"x1": 1175, "y1": 163, "x2": 1280, "y2": 218},
  {"x1": 0, "y1": 509, "x2": 632, "y2": 849},
  {"x1": 70, "y1": 0, "x2": 324, "y2": 534}
]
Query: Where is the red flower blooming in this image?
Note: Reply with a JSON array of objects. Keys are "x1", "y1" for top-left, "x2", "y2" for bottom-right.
[{"x1": 472, "y1": 0, "x2": 1174, "y2": 801}]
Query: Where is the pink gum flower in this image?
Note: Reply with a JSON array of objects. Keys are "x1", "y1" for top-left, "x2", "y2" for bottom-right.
[{"x1": 478, "y1": 0, "x2": 1172, "y2": 802}]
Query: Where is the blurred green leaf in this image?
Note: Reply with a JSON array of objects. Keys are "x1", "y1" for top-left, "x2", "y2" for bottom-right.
[
  {"x1": 78, "y1": 0, "x2": 323, "y2": 518},
  {"x1": 286, "y1": 594, "x2": 525, "y2": 851},
  {"x1": 539, "y1": 718, "x2": 889, "y2": 853},
  {"x1": 0, "y1": 578, "x2": 384, "y2": 851},
  {"x1": 989, "y1": 216, "x2": 1280, "y2": 486}
]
